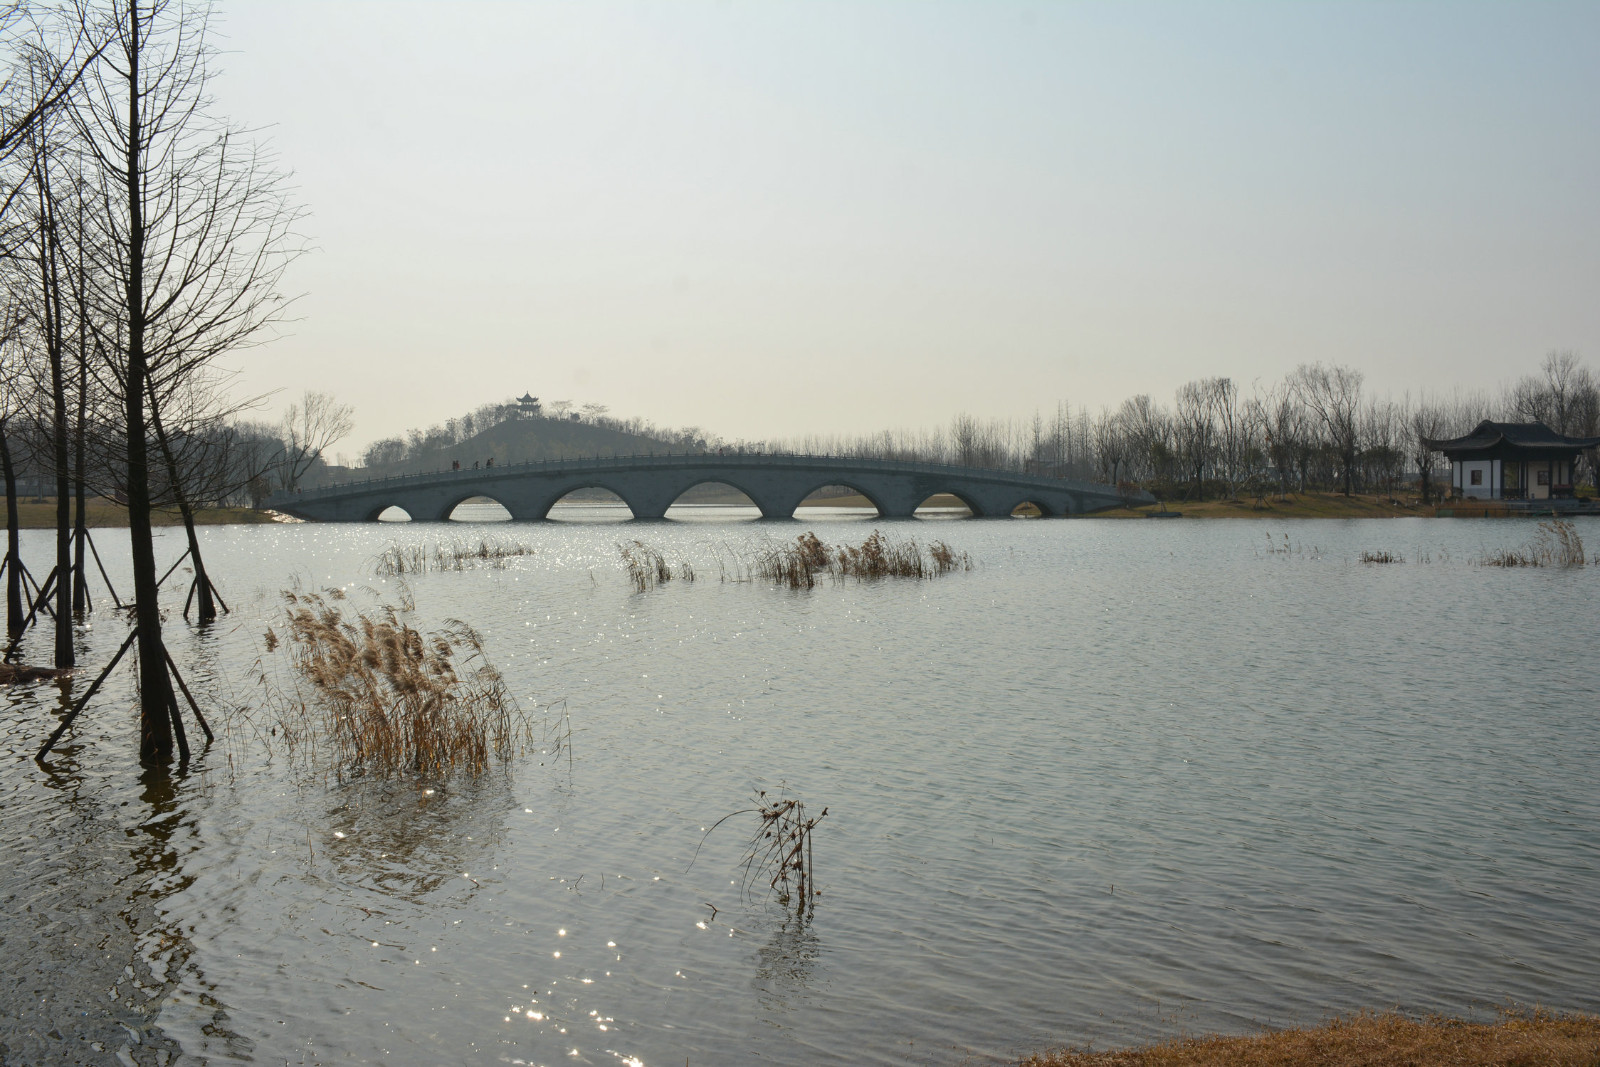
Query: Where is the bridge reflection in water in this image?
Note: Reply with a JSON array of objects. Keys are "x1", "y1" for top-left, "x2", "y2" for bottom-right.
[{"x1": 266, "y1": 453, "x2": 1148, "y2": 522}]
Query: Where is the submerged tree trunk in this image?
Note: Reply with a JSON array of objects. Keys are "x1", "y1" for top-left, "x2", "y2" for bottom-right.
[
  {"x1": 147, "y1": 382, "x2": 215, "y2": 624},
  {"x1": 43, "y1": 235, "x2": 73, "y2": 666},
  {"x1": 72, "y1": 224, "x2": 91, "y2": 615},
  {"x1": 24, "y1": 109, "x2": 74, "y2": 666},
  {"x1": 72, "y1": 397, "x2": 87, "y2": 613},
  {"x1": 121, "y1": 10, "x2": 171, "y2": 764},
  {"x1": 1, "y1": 425, "x2": 21, "y2": 640},
  {"x1": 51, "y1": 361, "x2": 72, "y2": 665}
]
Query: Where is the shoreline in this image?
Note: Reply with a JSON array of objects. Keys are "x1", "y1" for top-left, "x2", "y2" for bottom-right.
[{"x1": 6, "y1": 500, "x2": 285, "y2": 528}]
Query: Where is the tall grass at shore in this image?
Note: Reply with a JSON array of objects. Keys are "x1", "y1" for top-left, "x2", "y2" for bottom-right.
[
  {"x1": 258, "y1": 589, "x2": 530, "y2": 778},
  {"x1": 1476, "y1": 518, "x2": 1586, "y2": 568},
  {"x1": 1019, "y1": 1008, "x2": 1600, "y2": 1066}
]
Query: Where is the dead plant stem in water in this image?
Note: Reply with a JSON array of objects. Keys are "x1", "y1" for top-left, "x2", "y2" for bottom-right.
[{"x1": 691, "y1": 789, "x2": 828, "y2": 918}]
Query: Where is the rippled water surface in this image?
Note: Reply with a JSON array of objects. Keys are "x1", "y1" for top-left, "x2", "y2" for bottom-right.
[{"x1": 4, "y1": 512, "x2": 1598, "y2": 1066}]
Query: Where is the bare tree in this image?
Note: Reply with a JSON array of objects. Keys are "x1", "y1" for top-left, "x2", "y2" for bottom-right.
[
  {"x1": 0, "y1": 304, "x2": 25, "y2": 638},
  {"x1": 1116, "y1": 394, "x2": 1170, "y2": 485},
  {"x1": 1509, "y1": 350, "x2": 1596, "y2": 436},
  {"x1": 1360, "y1": 397, "x2": 1406, "y2": 497},
  {"x1": 8, "y1": 48, "x2": 81, "y2": 666},
  {"x1": 1291, "y1": 363, "x2": 1363, "y2": 495},
  {"x1": 1211, "y1": 377, "x2": 1243, "y2": 497},
  {"x1": 74, "y1": 0, "x2": 303, "y2": 762},
  {"x1": 0, "y1": 2, "x2": 104, "y2": 220},
  {"x1": 1091, "y1": 406, "x2": 1126, "y2": 485},
  {"x1": 1408, "y1": 394, "x2": 1446, "y2": 504},
  {"x1": 278, "y1": 388, "x2": 351, "y2": 490},
  {"x1": 1174, "y1": 378, "x2": 1223, "y2": 501}
]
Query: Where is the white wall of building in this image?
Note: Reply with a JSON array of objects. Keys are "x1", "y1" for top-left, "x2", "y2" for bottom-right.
[{"x1": 1456, "y1": 459, "x2": 1497, "y2": 499}]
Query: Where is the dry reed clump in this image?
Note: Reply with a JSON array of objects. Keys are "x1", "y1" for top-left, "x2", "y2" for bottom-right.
[
  {"x1": 1358, "y1": 550, "x2": 1403, "y2": 564},
  {"x1": 373, "y1": 537, "x2": 536, "y2": 577},
  {"x1": 258, "y1": 589, "x2": 530, "y2": 779},
  {"x1": 1018, "y1": 1007, "x2": 1600, "y2": 1067},
  {"x1": 1476, "y1": 518, "x2": 1586, "y2": 568},
  {"x1": 619, "y1": 540, "x2": 679, "y2": 592},
  {"x1": 624, "y1": 532, "x2": 971, "y2": 591},
  {"x1": 754, "y1": 530, "x2": 972, "y2": 589}
]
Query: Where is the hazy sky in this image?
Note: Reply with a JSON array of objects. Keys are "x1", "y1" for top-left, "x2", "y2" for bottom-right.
[{"x1": 211, "y1": 1, "x2": 1600, "y2": 455}]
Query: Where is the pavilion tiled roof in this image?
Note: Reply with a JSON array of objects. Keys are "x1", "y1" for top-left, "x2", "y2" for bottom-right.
[{"x1": 1423, "y1": 420, "x2": 1600, "y2": 453}]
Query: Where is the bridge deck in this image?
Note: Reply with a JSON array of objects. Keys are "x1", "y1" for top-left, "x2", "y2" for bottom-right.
[{"x1": 266, "y1": 452, "x2": 1146, "y2": 522}]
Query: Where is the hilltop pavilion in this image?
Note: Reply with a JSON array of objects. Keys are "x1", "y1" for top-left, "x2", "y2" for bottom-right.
[{"x1": 1424, "y1": 420, "x2": 1600, "y2": 501}]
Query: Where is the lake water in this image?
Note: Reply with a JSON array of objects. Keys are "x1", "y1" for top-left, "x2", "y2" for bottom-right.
[{"x1": 3, "y1": 511, "x2": 1598, "y2": 1066}]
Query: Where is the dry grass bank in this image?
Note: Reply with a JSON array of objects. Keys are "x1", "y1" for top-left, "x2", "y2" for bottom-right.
[
  {"x1": 1092, "y1": 492, "x2": 1428, "y2": 520},
  {"x1": 6, "y1": 497, "x2": 277, "y2": 527},
  {"x1": 1020, "y1": 1009, "x2": 1600, "y2": 1066}
]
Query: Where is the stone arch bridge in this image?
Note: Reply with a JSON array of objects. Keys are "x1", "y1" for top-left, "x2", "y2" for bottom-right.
[{"x1": 264, "y1": 453, "x2": 1147, "y2": 522}]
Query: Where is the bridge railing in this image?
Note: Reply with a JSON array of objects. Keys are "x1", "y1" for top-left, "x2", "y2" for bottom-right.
[{"x1": 266, "y1": 450, "x2": 1121, "y2": 503}]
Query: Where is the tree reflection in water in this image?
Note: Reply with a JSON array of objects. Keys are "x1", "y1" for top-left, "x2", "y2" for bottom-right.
[
  {"x1": 130, "y1": 765, "x2": 252, "y2": 1062},
  {"x1": 4, "y1": 662, "x2": 235, "y2": 1065}
]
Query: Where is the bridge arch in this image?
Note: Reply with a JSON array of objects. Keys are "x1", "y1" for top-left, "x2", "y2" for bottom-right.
[
  {"x1": 445, "y1": 494, "x2": 513, "y2": 522},
  {"x1": 1009, "y1": 499, "x2": 1055, "y2": 518},
  {"x1": 664, "y1": 479, "x2": 762, "y2": 520},
  {"x1": 790, "y1": 482, "x2": 884, "y2": 519},
  {"x1": 914, "y1": 491, "x2": 977, "y2": 519},
  {"x1": 546, "y1": 485, "x2": 634, "y2": 521},
  {"x1": 372, "y1": 504, "x2": 413, "y2": 522}
]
